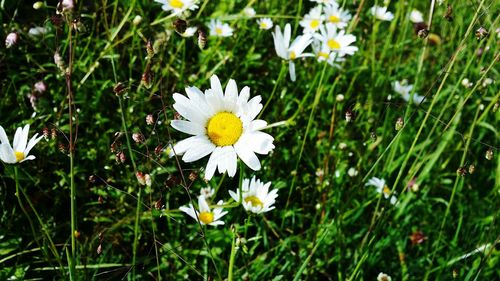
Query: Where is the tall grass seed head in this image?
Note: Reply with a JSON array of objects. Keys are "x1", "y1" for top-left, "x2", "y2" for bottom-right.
[{"x1": 197, "y1": 29, "x2": 207, "y2": 49}]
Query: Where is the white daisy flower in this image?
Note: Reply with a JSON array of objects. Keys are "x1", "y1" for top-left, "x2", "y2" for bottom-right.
[
  {"x1": 272, "y1": 23, "x2": 313, "y2": 81},
  {"x1": 366, "y1": 177, "x2": 397, "y2": 205},
  {"x1": 370, "y1": 5, "x2": 394, "y2": 21},
  {"x1": 181, "y1": 26, "x2": 197, "y2": 37},
  {"x1": 154, "y1": 0, "x2": 199, "y2": 16},
  {"x1": 257, "y1": 18, "x2": 274, "y2": 30},
  {"x1": 0, "y1": 124, "x2": 43, "y2": 164},
  {"x1": 299, "y1": 5, "x2": 324, "y2": 34},
  {"x1": 200, "y1": 186, "x2": 215, "y2": 198},
  {"x1": 179, "y1": 196, "x2": 227, "y2": 226},
  {"x1": 315, "y1": 23, "x2": 358, "y2": 57},
  {"x1": 311, "y1": 40, "x2": 345, "y2": 68},
  {"x1": 377, "y1": 272, "x2": 392, "y2": 281},
  {"x1": 208, "y1": 19, "x2": 233, "y2": 37},
  {"x1": 392, "y1": 80, "x2": 424, "y2": 104},
  {"x1": 243, "y1": 7, "x2": 256, "y2": 17},
  {"x1": 410, "y1": 9, "x2": 424, "y2": 23},
  {"x1": 323, "y1": 3, "x2": 351, "y2": 29},
  {"x1": 229, "y1": 176, "x2": 278, "y2": 214},
  {"x1": 170, "y1": 74, "x2": 274, "y2": 180}
]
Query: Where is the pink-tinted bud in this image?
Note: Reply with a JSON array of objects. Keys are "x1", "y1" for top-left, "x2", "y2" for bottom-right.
[
  {"x1": 146, "y1": 114, "x2": 154, "y2": 125},
  {"x1": 34, "y1": 81, "x2": 48, "y2": 94},
  {"x1": 5, "y1": 32, "x2": 18, "y2": 48}
]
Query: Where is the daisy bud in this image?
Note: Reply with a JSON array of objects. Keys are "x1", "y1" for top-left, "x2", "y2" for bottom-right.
[
  {"x1": 146, "y1": 114, "x2": 154, "y2": 125},
  {"x1": 336, "y1": 94, "x2": 344, "y2": 102},
  {"x1": 34, "y1": 81, "x2": 47, "y2": 94},
  {"x1": 345, "y1": 109, "x2": 353, "y2": 122},
  {"x1": 189, "y1": 171, "x2": 198, "y2": 182},
  {"x1": 33, "y1": 2, "x2": 44, "y2": 9},
  {"x1": 377, "y1": 272, "x2": 392, "y2": 281},
  {"x1": 132, "y1": 132, "x2": 145, "y2": 143},
  {"x1": 113, "y1": 82, "x2": 128, "y2": 96},
  {"x1": 136, "y1": 171, "x2": 146, "y2": 186},
  {"x1": 146, "y1": 39, "x2": 154, "y2": 59},
  {"x1": 468, "y1": 164, "x2": 475, "y2": 174},
  {"x1": 456, "y1": 166, "x2": 467, "y2": 176},
  {"x1": 395, "y1": 117, "x2": 404, "y2": 131},
  {"x1": 197, "y1": 29, "x2": 207, "y2": 50},
  {"x1": 485, "y1": 149, "x2": 493, "y2": 160},
  {"x1": 145, "y1": 174, "x2": 152, "y2": 187},
  {"x1": 173, "y1": 18, "x2": 187, "y2": 34},
  {"x1": 347, "y1": 167, "x2": 358, "y2": 177},
  {"x1": 475, "y1": 26, "x2": 488, "y2": 40},
  {"x1": 338, "y1": 142, "x2": 347, "y2": 150},
  {"x1": 444, "y1": 4, "x2": 453, "y2": 21},
  {"x1": 481, "y1": 78, "x2": 493, "y2": 88},
  {"x1": 5, "y1": 32, "x2": 18, "y2": 48},
  {"x1": 133, "y1": 15, "x2": 142, "y2": 26},
  {"x1": 461, "y1": 78, "x2": 473, "y2": 88}
]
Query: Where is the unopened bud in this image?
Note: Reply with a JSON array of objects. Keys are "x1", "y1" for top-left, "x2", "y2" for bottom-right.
[
  {"x1": 493, "y1": 101, "x2": 499, "y2": 113},
  {"x1": 54, "y1": 51, "x2": 65, "y2": 71},
  {"x1": 475, "y1": 27, "x2": 488, "y2": 40},
  {"x1": 198, "y1": 29, "x2": 207, "y2": 50},
  {"x1": 88, "y1": 175, "x2": 98, "y2": 184},
  {"x1": 51, "y1": 127, "x2": 57, "y2": 139},
  {"x1": 456, "y1": 166, "x2": 467, "y2": 176},
  {"x1": 146, "y1": 114, "x2": 154, "y2": 125},
  {"x1": 485, "y1": 149, "x2": 493, "y2": 160},
  {"x1": 113, "y1": 82, "x2": 128, "y2": 96},
  {"x1": 155, "y1": 199, "x2": 162, "y2": 210},
  {"x1": 33, "y1": 1, "x2": 44, "y2": 9},
  {"x1": 468, "y1": 164, "x2": 475, "y2": 174},
  {"x1": 417, "y1": 28, "x2": 429, "y2": 39},
  {"x1": 74, "y1": 230, "x2": 81, "y2": 239},
  {"x1": 5, "y1": 32, "x2": 18, "y2": 48},
  {"x1": 132, "y1": 132, "x2": 145, "y2": 143},
  {"x1": 141, "y1": 62, "x2": 153, "y2": 89},
  {"x1": 345, "y1": 109, "x2": 353, "y2": 122},
  {"x1": 395, "y1": 117, "x2": 404, "y2": 131},
  {"x1": 133, "y1": 15, "x2": 142, "y2": 26},
  {"x1": 444, "y1": 4, "x2": 453, "y2": 21},
  {"x1": 115, "y1": 152, "x2": 126, "y2": 163},
  {"x1": 146, "y1": 39, "x2": 154, "y2": 59},
  {"x1": 97, "y1": 244, "x2": 102, "y2": 255},
  {"x1": 189, "y1": 171, "x2": 198, "y2": 182},
  {"x1": 58, "y1": 143, "x2": 67, "y2": 154},
  {"x1": 136, "y1": 172, "x2": 146, "y2": 186},
  {"x1": 43, "y1": 127, "x2": 50, "y2": 140},
  {"x1": 145, "y1": 174, "x2": 152, "y2": 187}
]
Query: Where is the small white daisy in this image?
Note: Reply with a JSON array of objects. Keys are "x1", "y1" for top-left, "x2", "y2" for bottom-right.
[
  {"x1": 311, "y1": 40, "x2": 345, "y2": 68},
  {"x1": 179, "y1": 196, "x2": 227, "y2": 226},
  {"x1": 366, "y1": 177, "x2": 397, "y2": 205},
  {"x1": 272, "y1": 23, "x2": 313, "y2": 81},
  {"x1": 243, "y1": 7, "x2": 256, "y2": 17},
  {"x1": 377, "y1": 272, "x2": 392, "y2": 281},
  {"x1": 257, "y1": 18, "x2": 274, "y2": 30},
  {"x1": 370, "y1": 5, "x2": 394, "y2": 21},
  {"x1": 323, "y1": 3, "x2": 351, "y2": 29},
  {"x1": 315, "y1": 23, "x2": 358, "y2": 57},
  {"x1": 170, "y1": 74, "x2": 274, "y2": 180},
  {"x1": 208, "y1": 19, "x2": 233, "y2": 37},
  {"x1": 200, "y1": 186, "x2": 215, "y2": 198},
  {"x1": 410, "y1": 9, "x2": 424, "y2": 23},
  {"x1": 181, "y1": 26, "x2": 197, "y2": 37},
  {"x1": 299, "y1": 5, "x2": 324, "y2": 34},
  {"x1": 0, "y1": 124, "x2": 43, "y2": 164},
  {"x1": 392, "y1": 80, "x2": 424, "y2": 104},
  {"x1": 229, "y1": 176, "x2": 278, "y2": 214},
  {"x1": 154, "y1": 0, "x2": 199, "y2": 16}
]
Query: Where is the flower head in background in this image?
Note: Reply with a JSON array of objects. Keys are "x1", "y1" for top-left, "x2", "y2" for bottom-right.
[
  {"x1": 243, "y1": 7, "x2": 256, "y2": 17},
  {"x1": 366, "y1": 177, "x2": 397, "y2": 205},
  {"x1": 200, "y1": 186, "x2": 215, "y2": 198},
  {"x1": 170, "y1": 74, "x2": 274, "y2": 180},
  {"x1": 392, "y1": 80, "x2": 424, "y2": 104},
  {"x1": 154, "y1": 0, "x2": 199, "y2": 16},
  {"x1": 257, "y1": 18, "x2": 274, "y2": 30},
  {"x1": 208, "y1": 19, "x2": 233, "y2": 37},
  {"x1": 315, "y1": 23, "x2": 358, "y2": 57},
  {"x1": 229, "y1": 176, "x2": 278, "y2": 214},
  {"x1": 179, "y1": 196, "x2": 227, "y2": 226},
  {"x1": 370, "y1": 5, "x2": 394, "y2": 21},
  {"x1": 410, "y1": 9, "x2": 424, "y2": 23},
  {"x1": 272, "y1": 23, "x2": 313, "y2": 81},
  {"x1": 299, "y1": 5, "x2": 323, "y2": 34},
  {"x1": 0, "y1": 124, "x2": 43, "y2": 164},
  {"x1": 311, "y1": 39, "x2": 345, "y2": 68},
  {"x1": 5, "y1": 32, "x2": 18, "y2": 48},
  {"x1": 323, "y1": 3, "x2": 351, "y2": 29},
  {"x1": 377, "y1": 272, "x2": 392, "y2": 281}
]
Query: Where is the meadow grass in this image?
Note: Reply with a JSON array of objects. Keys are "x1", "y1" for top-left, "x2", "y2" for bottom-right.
[{"x1": 0, "y1": 0, "x2": 499, "y2": 280}]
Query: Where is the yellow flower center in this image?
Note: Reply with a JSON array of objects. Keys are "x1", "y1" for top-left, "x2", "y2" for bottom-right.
[
  {"x1": 329, "y1": 15, "x2": 340, "y2": 23},
  {"x1": 199, "y1": 211, "x2": 214, "y2": 224},
  {"x1": 244, "y1": 196, "x2": 263, "y2": 208},
  {"x1": 289, "y1": 51, "x2": 296, "y2": 60},
  {"x1": 259, "y1": 22, "x2": 267, "y2": 29},
  {"x1": 169, "y1": 0, "x2": 184, "y2": 9},
  {"x1": 309, "y1": 19, "x2": 320, "y2": 29},
  {"x1": 327, "y1": 39, "x2": 341, "y2": 50},
  {"x1": 15, "y1": 151, "x2": 25, "y2": 162},
  {"x1": 318, "y1": 51, "x2": 329, "y2": 59},
  {"x1": 383, "y1": 185, "x2": 391, "y2": 196},
  {"x1": 207, "y1": 112, "x2": 243, "y2": 146},
  {"x1": 216, "y1": 28, "x2": 223, "y2": 35}
]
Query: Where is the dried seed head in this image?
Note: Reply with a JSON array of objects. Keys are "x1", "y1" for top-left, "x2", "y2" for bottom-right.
[
  {"x1": 485, "y1": 149, "x2": 493, "y2": 160},
  {"x1": 132, "y1": 132, "x2": 145, "y2": 144},
  {"x1": 146, "y1": 39, "x2": 154, "y2": 59},
  {"x1": 155, "y1": 199, "x2": 162, "y2": 210},
  {"x1": 345, "y1": 109, "x2": 353, "y2": 122},
  {"x1": 5, "y1": 32, "x2": 18, "y2": 48},
  {"x1": 468, "y1": 164, "x2": 475, "y2": 174},
  {"x1": 43, "y1": 127, "x2": 50, "y2": 140},
  {"x1": 395, "y1": 117, "x2": 404, "y2": 131},
  {"x1": 173, "y1": 18, "x2": 187, "y2": 34},
  {"x1": 444, "y1": 4, "x2": 453, "y2": 21},
  {"x1": 189, "y1": 171, "x2": 198, "y2": 182},
  {"x1": 417, "y1": 28, "x2": 429, "y2": 39},
  {"x1": 475, "y1": 26, "x2": 488, "y2": 40},
  {"x1": 409, "y1": 230, "x2": 427, "y2": 245},
  {"x1": 456, "y1": 166, "x2": 467, "y2": 176},
  {"x1": 493, "y1": 101, "x2": 499, "y2": 113},
  {"x1": 141, "y1": 62, "x2": 153, "y2": 89},
  {"x1": 136, "y1": 171, "x2": 146, "y2": 186},
  {"x1": 198, "y1": 29, "x2": 207, "y2": 50},
  {"x1": 146, "y1": 114, "x2": 154, "y2": 125},
  {"x1": 113, "y1": 82, "x2": 128, "y2": 96},
  {"x1": 97, "y1": 244, "x2": 102, "y2": 255}
]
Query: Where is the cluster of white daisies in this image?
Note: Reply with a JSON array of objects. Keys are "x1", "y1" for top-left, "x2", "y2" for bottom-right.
[
  {"x1": 169, "y1": 74, "x2": 279, "y2": 226},
  {"x1": 272, "y1": 0, "x2": 359, "y2": 81}
]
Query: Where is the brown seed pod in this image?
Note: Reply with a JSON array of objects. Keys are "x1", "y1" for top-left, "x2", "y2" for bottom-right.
[
  {"x1": 444, "y1": 4, "x2": 453, "y2": 21},
  {"x1": 173, "y1": 18, "x2": 187, "y2": 34}
]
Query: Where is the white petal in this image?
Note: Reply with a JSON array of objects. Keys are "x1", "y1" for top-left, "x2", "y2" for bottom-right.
[
  {"x1": 13, "y1": 126, "x2": 24, "y2": 152},
  {"x1": 173, "y1": 93, "x2": 209, "y2": 123},
  {"x1": 179, "y1": 205, "x2": 197, "y2": 220},
  {"x1": 185, "y1": 86, "x2": 214, "y2": 116},
  {"x1": 210, "y1": 75, "x2": 224, "y2": 99},
  {"x1": 249, "y1": 120, "x2": 267, "y2": 131},
  {"x1": 216, "y1": 146, "x2": 237, "y2": 176},
  {"x1": 229, "y1": 190, "x2": 240, "y2": 202},
  {"x1": 224, "y1": 79, "x2": 238, "y2": 111},
  {"x1": 0, "y1": 143, "x2": 16, "y2": 163},
  {"x1": 171, "y1": 120, "x2": 206, "y2": 135},
  {"x1": 234, "y1": 140, "x2": 261, "y2": 171},
  {"x1": 0, "y1": 126, "x2": 9, "y2": 144},
  {"x1": 24, "y1": 134, "x2": 43, "y2": 156},
  {"x1": 173, "y1": 135, "x2": 208, "y2": 156},
  {"x1": 204, "y1": 146, "x2": 223, "y2": 180},
  {"x1": 20, "y1": 155, "x2": 36, "y2": 162},
  {"x1": 243, "y1": 132, "x2": 275, "y2": 154},
  {"x1": 289, "y1": 61, "x2": 296, "y2": 82},
  {"x1": 182, "y1": 140, "x2": 216, "y2": 162}
]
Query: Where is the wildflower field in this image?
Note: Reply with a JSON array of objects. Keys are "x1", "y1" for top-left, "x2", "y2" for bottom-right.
[{"x1": 0, "y1": 0, "x2": 499, "y2": 280}]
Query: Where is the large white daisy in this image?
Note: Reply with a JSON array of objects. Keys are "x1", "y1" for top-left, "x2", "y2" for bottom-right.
[
  {"x1": 0, "y1": 124, "x2": 43, "y2": 164},
  {"x1": 299, "y1": 5, "x2": 324, "y2": 34},
  {"x1": 229, "y1": 176, "x2": 278, "y2": 214},
  {"x1": 370, "y1": 5, "x2": 394, "y2": 21},
  {"x1": 179, "y1": 196, "x2": 227, "y2": 226},
  {"x1": 154, "y1": 0, "x2": 199, "y2": 16},
  {"x1": 323, "y1": 3, "x2": 351, "y2": 29},
  {"x1": 315, "y1": 23, "x2": 358, "y2": 57},
  {"x1": 171, "y1": 74, "x2": 275, "y2": 180}
]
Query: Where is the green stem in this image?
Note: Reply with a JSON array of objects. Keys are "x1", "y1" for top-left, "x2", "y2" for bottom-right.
[
  {"x1": 259, "y1": 62, "x2": 287, "y2": 119},
  {"x1": 227, "y1": 229, "x2": 237, "y2": 281}
]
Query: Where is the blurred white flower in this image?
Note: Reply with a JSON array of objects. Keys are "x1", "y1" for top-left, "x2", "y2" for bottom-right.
[
  {"x1": 377, "y1": 272, "x2": 392, "y2": 281},
  {"x1": 0, "y1": 124, "x2": 43, "y2": 164},
  {"x1": 229, "y1": 176, "x2": 278, "y2": 214},
  {"x1": 33, "y1": 1, "x2": 44, "y2": 9},
  {"x1": 181, "y1": 26, "x2": 197, "y2": 37},
  {"x1": 257, "y1": 18, "x2": 274, "y2": 30},
  {"x1": 208, "y1": 19, "x2": 233, "y2": 37},
  {"x1": 154, "y1": 0, "x2": 199, "y2": 16},
  {"x1": 370, "y1": 6, "x2": 394, "y2": 21},
  {"x1": 170, "y1": 74, "x2": 274, "y2": 180},
  {"x1": 200, "y1": 186, "x2": 215, "y2": 198},
  {"x1": 315, "y1": 23, "x2": 358, "y2": 57},
  {"x1": 366, "y1": 177, "x2": 397, "y2": 205},
  {"x1": 347, "y1": 167, "x2": 358, "y2": 177},
  {"x1": 28, "y1": 26, "x2": 49, "y2": 37},
  {"x1": 272, "y1": 23, "x2": 313, "y2": 81},
  {"x1": 5, "y1": 32, "x2": 18, "y2": 48},
  {"x1": 133, "y1": 15, "x2": 143, "y2": 26},
  {"x1": 299, "y1": 5, "x2": 324, "y2": 34},
  {"x1": 323, "y1": 3, "x2": 351, "y2": 29},
  {"x1": 461, "y1": 78, "x2": 473, "y2": 88},
  {"x1": 179, "y1": 196, "x2": 227, "y2": 226},
  {"x1": 392, "y1": 80, "x2": 424, "y2": 105},
  {"x1": 243, "y1": 7, "x2": 256, "y2": 17},
  {"x1": 410, "y1": 9, "x2": 424, "y2": 23}
]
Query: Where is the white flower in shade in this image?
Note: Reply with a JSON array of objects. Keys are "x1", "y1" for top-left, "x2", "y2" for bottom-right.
[
  {"x1": 377, "y1": 272, "x2": 392, "y2": 281},
  {"x1": 410, "y1": 9, "x2": 424, "y2": 23},
  {"x1": 299, "y1": 5, "x2": 323, "y2": 34},
  {"x1": 28, "y1": 26, "x2": 48, "y2": 37},
  {"x1": 181, "y1": 26, "x2": 197, "y2": 37},
  {"x1": 315, "y1": 23, "x2": 358, "y2": 57},
  {"x1": 347, "y1": 167, "x2": 358, "y2": 177},
  {"x1": 229, "y1": 176, "x2": 278, "y2": 214},
  {"x1": 208, "y1": 19, "x2": 233, "y2": 37},
  {"x1": 179, "y1": 196, "x2": 227, "y2": 226},
  {"x1": 200, "y1": 186, "x2": 215, "y2": 198},
  {"x1": 243, "y1": 7, "x2": 256, "y2": 17},
  {"x1": 0, "y1": 124, "x2": 43, "y2": 164},
  {"x1": 370, "y1": 5, "x2": 394, "y2": 21},
  {"x1": 170, "y1": 74, "x2": 274, "y2": 180},
  {"x1": 154, "y1": 0, "x2": 199, "y2": 16},
  {"x1": 392, "y1": 80, "x2": 424, "y2": 104},
  {"x1": 323, "y1": 3, "x2": 351, "y2": 29},
  {"x1": 257, "y1": 18, "x2": 273, "y2": 30},
  {"x1": 5, "y1": 32, "x2": 18, "y2": 48},
  {"x1": 272, "y1": 23, "x2": 313, "y2": 81},
  {"x1": 366, "y1": 177, "x2": 397, "y2": 205}
]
